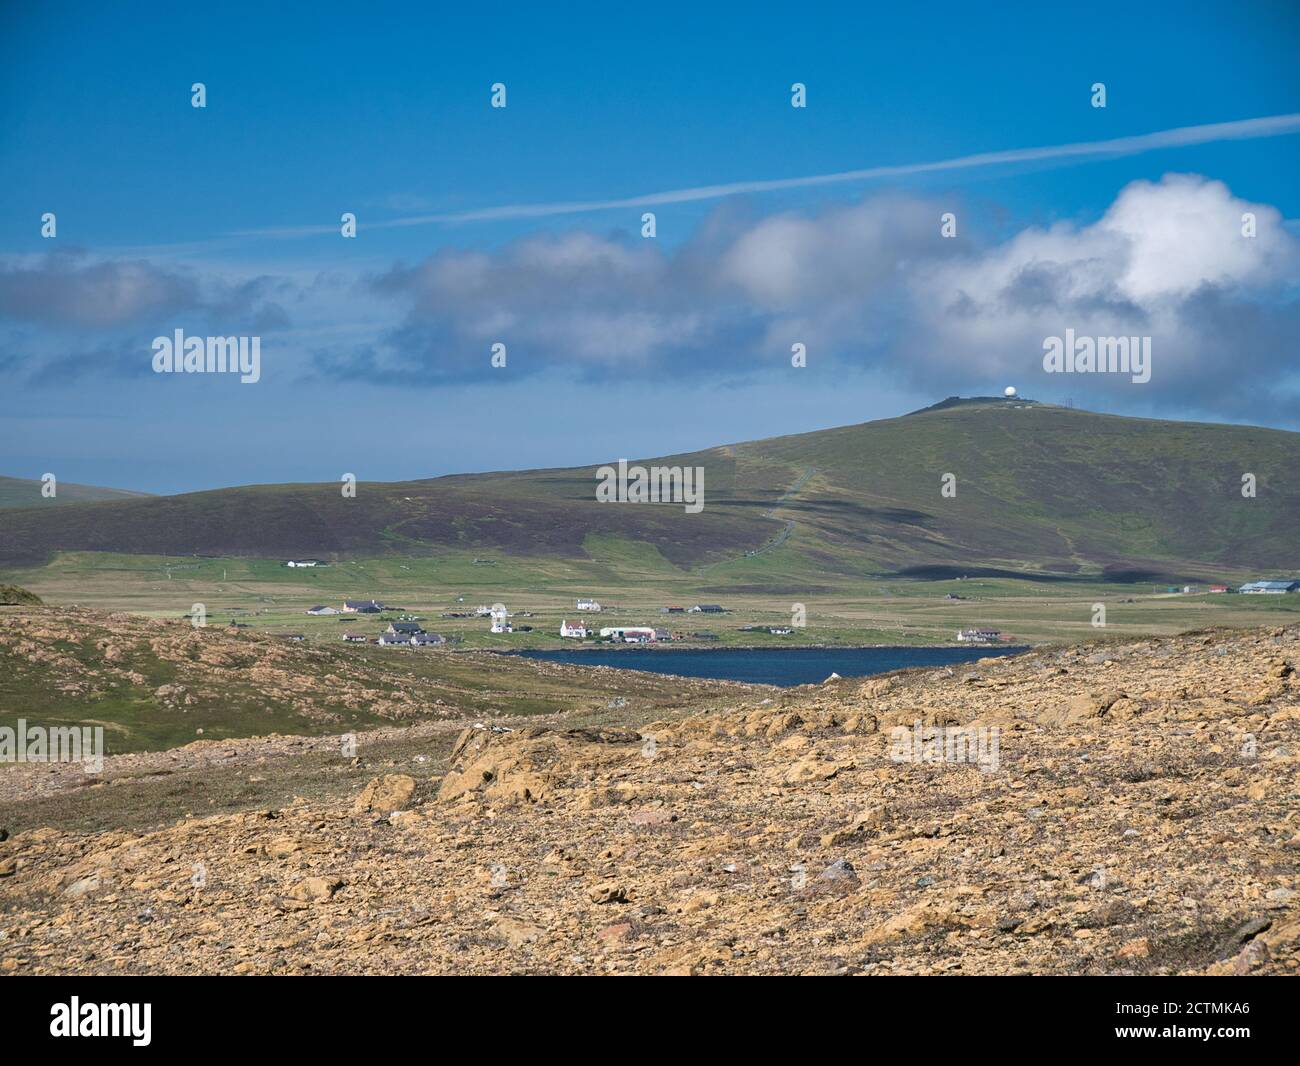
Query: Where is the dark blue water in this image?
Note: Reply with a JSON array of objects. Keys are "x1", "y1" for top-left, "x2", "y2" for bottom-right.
[{"x1": 510, "y1": 645, "x2": 1028, "y2": 687}]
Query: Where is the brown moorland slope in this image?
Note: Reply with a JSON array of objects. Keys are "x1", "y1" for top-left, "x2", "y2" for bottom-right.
[
  {"x1": 1, "y1": 624, "x2": 1297, "y2": 975},
  {"x1": 3, "y1": 402, "x2": 1298, "y2": 577}
]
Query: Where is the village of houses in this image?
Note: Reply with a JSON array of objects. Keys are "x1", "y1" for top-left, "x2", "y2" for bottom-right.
[
  {"x1": 270, "y1": 559, "x2": 1300, "y2": 650},
  {"x1": 284, "y1": 592, "x2": 742, "y2": 649}
]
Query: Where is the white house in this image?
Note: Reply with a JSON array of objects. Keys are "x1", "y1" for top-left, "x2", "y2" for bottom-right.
[
  {"x1": 560, "y1": 619, "x2": 589, "y2": 639},
  {"x1": 576, "y1": 598, "x2": 602, "y2": 612},
  {"x1": 305, "y1": 605, "x2": 340, "y2": 615},
  {"x1": 957, "y1": 629, "x2": 1003, "y2": 643},
  {"x1": 285, "y1": 560, "x2": 319, "y2": 568}
]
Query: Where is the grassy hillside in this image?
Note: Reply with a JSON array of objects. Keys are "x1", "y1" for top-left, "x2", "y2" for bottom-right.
[
  {"x1": 728, "y1": 400, "x2": 1300, "y2": 578},
  {"x1": 0, "y1": 474, "x2": 150, "y2": 509},
  {"x1": 1, "y1": 400, "x2": 1296, "y2": 578},
  {"x1": 0, "y1": 584, "x2": 42, "y2": 605},
  {"x1": 0, "y1": 605, "x2": 760, "y2": 754}
]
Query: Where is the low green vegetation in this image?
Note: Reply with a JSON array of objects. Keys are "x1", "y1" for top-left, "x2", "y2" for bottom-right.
[
  {"x1": 0, "y1": 604, "x2": 762, "y2": 755},
  {"x1": 4, "y1": 547, "x2": 1298, "y2": 654}
]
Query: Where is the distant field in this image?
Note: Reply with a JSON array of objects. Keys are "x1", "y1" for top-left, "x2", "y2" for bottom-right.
[{"x1": 5, "y1": 544, "x2": 1298, "y2": 650}]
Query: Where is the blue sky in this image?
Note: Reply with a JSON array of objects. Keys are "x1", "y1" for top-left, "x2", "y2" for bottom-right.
[{"x1": 2, "y1": 0, "x2": 1298, "y2": 493}]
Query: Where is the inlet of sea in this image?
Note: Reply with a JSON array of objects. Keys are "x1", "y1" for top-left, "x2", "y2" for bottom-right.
[{"x1": 507, "y1": 644, "x2": 1028, "y2": 687}]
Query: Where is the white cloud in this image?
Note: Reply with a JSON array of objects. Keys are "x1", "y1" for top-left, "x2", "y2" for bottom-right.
[
  {"x1": 1098, "y1": 174, "x2": 1293, "y2": 300},
  {"x1": 907, "y1": 174, "x2": 1300, "y2": 394},
  {"x1": 356, "y1": 173, "x2": 1299, "y2": 416},
  {"x1": 8, "y1": 176, "x2": 1297, "y2": 422}
]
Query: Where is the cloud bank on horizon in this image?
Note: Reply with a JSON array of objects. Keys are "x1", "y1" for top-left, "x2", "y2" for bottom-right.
[{"x1": 4, "y1": 172, "x2": 1297, "y2": 423}]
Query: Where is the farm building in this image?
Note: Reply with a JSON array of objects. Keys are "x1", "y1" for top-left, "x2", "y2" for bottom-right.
[
  {"x1": 689, "y1": 604, "x2": 725, "y2": 613},
  {"x1": 576, "y1": 598, "x2": 602, "y2": 612},
  {"x1": 341, "y1": 633, "x2": 368, "y2": 643},
  {"x1": 1208, "y1": 585, "x2": 1231, "y2": 593},
  {"x1": 343, "y1": 599, "x2": 385, "y2": 613},
  {"x1": 305, "y1": 605, "x2": 340, "y2": 615},
  {"x1": 600, "y1": 626, "x2": 656, "y2": 642},
  {"x1": 1240, "y1": 580, "x2": 1300, "y2": 594}
]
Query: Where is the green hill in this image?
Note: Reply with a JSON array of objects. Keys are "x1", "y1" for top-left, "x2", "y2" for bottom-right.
[{"x1": 0, "y1": 400, "x2": 1296, "y2": 579}]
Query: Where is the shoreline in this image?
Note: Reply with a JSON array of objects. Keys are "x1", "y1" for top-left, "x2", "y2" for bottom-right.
[{"x1": 495, "y1": 642, "x2": 1034, "y2": 655}]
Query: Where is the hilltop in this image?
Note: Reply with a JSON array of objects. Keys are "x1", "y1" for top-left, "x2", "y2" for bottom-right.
[
  {"x1": 0, "y1": 475, "x2": 149, "y2": 509},
  {"x1": 0, "y1": 401, "x2": 1295, "y2": 580},
  {"x1": 1, "y1": 622, "x2": 1296, "y2": 975}
]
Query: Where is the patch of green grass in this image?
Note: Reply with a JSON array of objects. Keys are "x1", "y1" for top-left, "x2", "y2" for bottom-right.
[
  {"x1": 6, "y1": 544, "x2": 1300, "y2": 659},
  {"x1": 0, "y1": 604, "x2": 766, "y2": 754}
]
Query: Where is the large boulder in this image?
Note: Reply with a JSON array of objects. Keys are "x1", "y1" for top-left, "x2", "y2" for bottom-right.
[
  {"x1": 351, "y1": 774, "x2": 417, "y2": 815},
  {"x1": 438, "y1": 726, "x2": 640, "y2": 807},
  {"x1": 1038, "y1": 691, "x2": 1124, "y2": 727}
]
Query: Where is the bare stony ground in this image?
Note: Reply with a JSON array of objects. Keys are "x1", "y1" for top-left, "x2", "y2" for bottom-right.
[{"x1": 2, "y1": 624, "x2": 1298, "y2": 975}]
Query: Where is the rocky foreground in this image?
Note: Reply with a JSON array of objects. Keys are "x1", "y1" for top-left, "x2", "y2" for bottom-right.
[{"x1": 2, "y1": 625, "x2": 1298, "y2": 975}]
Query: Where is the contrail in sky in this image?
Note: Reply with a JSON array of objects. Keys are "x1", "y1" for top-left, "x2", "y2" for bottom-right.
[{"x1": 236, "y1": 112, "x2": 1300, "y2": 238}]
